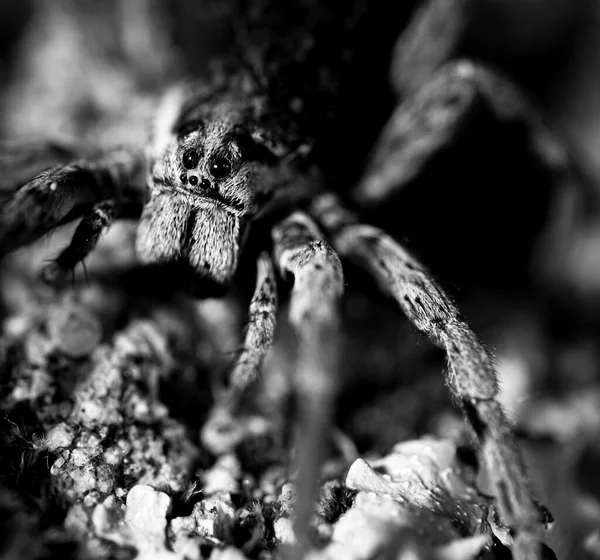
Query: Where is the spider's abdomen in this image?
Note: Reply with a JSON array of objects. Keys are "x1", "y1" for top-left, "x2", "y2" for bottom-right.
[{"x1": 135, "y1": 193, "x2": 243, "y2": 284}]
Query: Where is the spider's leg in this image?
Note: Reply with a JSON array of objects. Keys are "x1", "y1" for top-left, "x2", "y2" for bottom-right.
[
  {"x1": 201, "y1": 252, "x2": 278, "y2": 454},
  {"x1": 272, "y1": 212, "x2": 344, "y2": 554},
  {"x1": 390, "y1": 0, "x2": 470, "y2": 97},
  {"x1": 355, "y1": 60, "x2": 577, "y2": 207},
  {"x1": 0, "y1": 147, "x2": 143, "y2": 257},
  {"x1": 227, "y1": 252, "x2": 278, "y2": 409},
  {"x1": 39, "y1": 199, "x2": 117, "y2": 286},
  {"x1": 0, "y1": 139, "x2": 77, "y2": 195},
  {"x1": 311, "y1": 193, "x2": 549, "y2": 560}
]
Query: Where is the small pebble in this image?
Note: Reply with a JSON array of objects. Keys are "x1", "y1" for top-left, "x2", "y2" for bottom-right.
[
  {"x1": 48, "y1": 302, "x2": 102, "y2": 358},
  {"x1": 273, "y1": 518, "x2": 296, "y2": 544},
  {"x1": 125, "y1": 485, "x2": 172, "y2": 553},
  {"x1": 279, "y1": 482, "x2": 298, "y2": 515},
  {"x1": 202, "y1": 454, "x2": 241, "y2": 495},
  {"x1": 46, "y1": 422, "x2": 75, "y2": 450},
  {"x1": 71, "y1": 448, "x2": 92, "y2": 467},
  {"x1": 210, "y1": 547, "x2": 249, "y2": 560}
]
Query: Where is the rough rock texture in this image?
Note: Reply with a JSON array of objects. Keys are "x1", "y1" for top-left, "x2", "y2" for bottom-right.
[{"x1": 0, "y1": 264, "x2": 522, "y2": 560}]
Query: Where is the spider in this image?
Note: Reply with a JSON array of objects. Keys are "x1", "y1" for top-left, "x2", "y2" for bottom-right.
[{"x1": 0, "y1": 0, "x2": 570, "y2": 557}]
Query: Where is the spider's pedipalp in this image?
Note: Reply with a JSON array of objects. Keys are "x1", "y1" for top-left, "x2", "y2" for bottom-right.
[
  {"x1": 0, "y1": 148, "x2": 143, "y2": 258},
  {"x1": 40, "y1": 199, "x2": 117, "y2": 286},
  {"x1": 272, "y1": 211, "x2": 344, "y2": 553},
  {"x1": 311, "y1": 193, "x2": 548, "y2": 560}
]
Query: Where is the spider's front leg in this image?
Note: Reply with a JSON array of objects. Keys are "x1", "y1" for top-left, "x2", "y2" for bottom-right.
[
  {"x1": 272, "y1": 212, "x2": 344, "y2": 554},
  {"x1": 201, "y1": 252, "x2": 279, "y2": 454},
  {"x1": 225, "y1": 252, "x2": 279, "y2": 411},
  {"x1": 311, "y1": 194, "x2": 550, "y2": 560},
  {"x1": 0, "y1": 147, "x2": 144, "y2": 281},
  {"x1": 0, "y1": 139, "x2": 77, "y2": 195}
]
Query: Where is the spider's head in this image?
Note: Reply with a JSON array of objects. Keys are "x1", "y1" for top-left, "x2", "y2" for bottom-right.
[{"x1": 136, "y1": 88, "x2": 280, "y2": 286}]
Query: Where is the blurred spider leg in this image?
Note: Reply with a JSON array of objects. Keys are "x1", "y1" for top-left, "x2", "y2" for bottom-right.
[
  {"x1": 201, "y1": 252, "x2": 278, "y2": 454},
  {"x1": 272, "y1": 212, "x2": 344, "y2": 555},
  {"x1": 0, "y1": 139, "x2": 77, "y2": 195},
  {"x1": 355, "y1": 59, "x2": 579, "y2": 207},
  {"x1": 311, "y1": 193, "x2": 548, "y2": 560},
  {"x1": 0, "y1": 147, "x2": 143, "y2": 257},
  {"x1": 390, "y1": 0, "x2": 472, "y2": 97},
  {"x1": 39, "y1": 199, "x2": 117, "y2": 286}
]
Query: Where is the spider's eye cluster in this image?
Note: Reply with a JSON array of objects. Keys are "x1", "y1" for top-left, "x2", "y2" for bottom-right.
[
  {"x1": 209, "y1": 157, "x2": 232, "y2": 179},
  {"x1": 182, "y1": 149, "x2": 199, "y2": 169}
]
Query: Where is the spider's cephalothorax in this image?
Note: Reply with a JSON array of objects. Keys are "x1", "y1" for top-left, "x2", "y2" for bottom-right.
[{"x1": 136, "y1": 90, "x2": 284, "y2": 284}]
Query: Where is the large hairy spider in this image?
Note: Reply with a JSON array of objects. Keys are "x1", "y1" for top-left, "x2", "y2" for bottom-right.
[{"x1": 0, "y1": 0, "x2": 574, "y2": 557}]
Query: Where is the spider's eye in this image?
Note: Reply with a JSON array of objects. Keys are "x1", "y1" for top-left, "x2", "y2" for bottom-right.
[
  {"x1": 209, "y1": 157, "x2": 232, "y2": 179},
  {"x1": 182, "y1": 149, "x2": 199, "y2": 169}
]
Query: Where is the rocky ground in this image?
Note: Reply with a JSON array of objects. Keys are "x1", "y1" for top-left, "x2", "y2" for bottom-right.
[{"x1": 1, "y1": 221, "x2": 600, "y2": 560}]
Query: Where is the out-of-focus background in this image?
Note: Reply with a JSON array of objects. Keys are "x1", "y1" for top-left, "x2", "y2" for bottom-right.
[{"x1": 2, "y1": 1, "x2": 600, "y2": 559}]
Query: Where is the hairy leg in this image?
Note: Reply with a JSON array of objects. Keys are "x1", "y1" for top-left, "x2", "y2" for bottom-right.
[
  {"x1": 311, "y1": 193, "x2": 549, "y2": 560},
  {"x1": 0, "y1": 147, "x2": 143, "y2": 257},
  {"x1": 201, "y1": 252, "x2": 278, "y2": 454},
  {"x1": 272, "y1": 211, "x2": 344, "y2": 554},
  {"x1": 355, "y1": 59, "x2": 579, "y2": 207},
  {"x1": 227, "y1": 252, "x2": 279, "y2": 409},
  {"x1": 0, "y1": 140, "x2": 77, "y2": 195}
]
